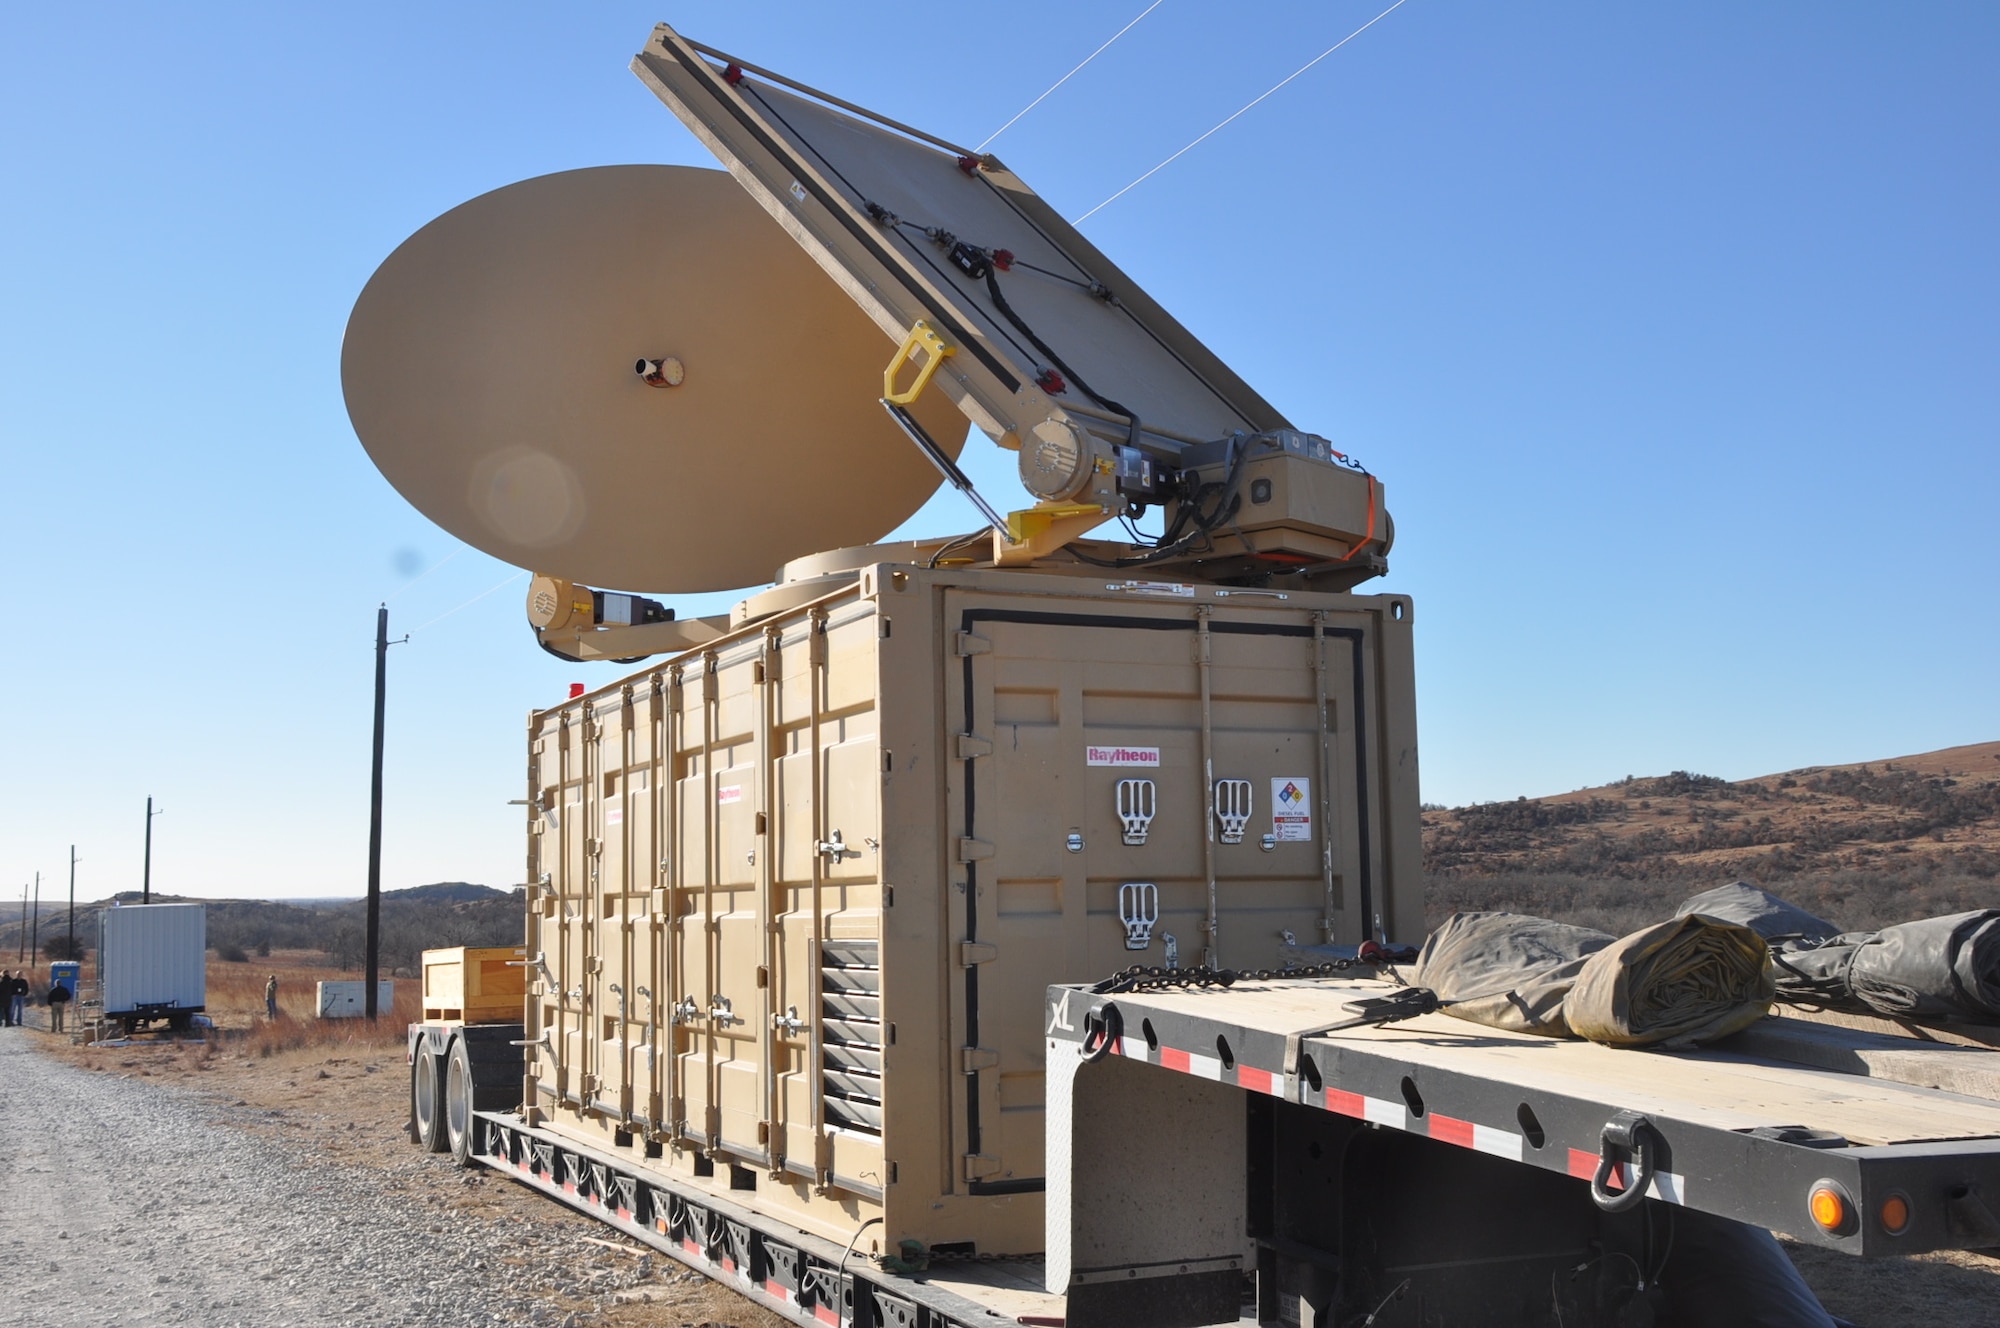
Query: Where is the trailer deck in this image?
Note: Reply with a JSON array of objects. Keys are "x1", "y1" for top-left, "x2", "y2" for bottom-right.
[{"x1": 1044, "y1": 975, "x2": 2000, "y2": 1296}]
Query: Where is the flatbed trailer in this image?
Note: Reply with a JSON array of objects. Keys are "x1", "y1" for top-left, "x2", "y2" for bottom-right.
[
  {"x1": 1043, "y1": 976, "x2": 2000, "y2": 1326},
  {"x1": 439, "y1": 972, "x2": 2000, "y2": 1328}
]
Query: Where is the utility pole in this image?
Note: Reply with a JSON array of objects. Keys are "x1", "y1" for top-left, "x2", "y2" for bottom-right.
[
  {"x1": 29, "y1": 872, "x2": 40, "y2": 964},
  {"x1": 143, "y1": 797, "x2": 164, "y2": 904},
  {"x1": 68, "y1": 846, "x2": 77, "y2": 962},
  {"x1": 365, "y1": 604, "x2": 404, "y2": 1022}
]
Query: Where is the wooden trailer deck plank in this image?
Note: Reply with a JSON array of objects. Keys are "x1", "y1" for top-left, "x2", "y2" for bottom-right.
[{"x1": 1125, "y1": 979, "x2": 2000, "y2": 1147}]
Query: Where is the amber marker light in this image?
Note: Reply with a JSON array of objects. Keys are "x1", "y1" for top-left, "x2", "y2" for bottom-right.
[
  {"x1": 1878, "y1": 1192, "x2": 1912, "y2": 1236},
  {"x1": 1808, "y1": 1181, "x2": 1857, "y2": 1236}
]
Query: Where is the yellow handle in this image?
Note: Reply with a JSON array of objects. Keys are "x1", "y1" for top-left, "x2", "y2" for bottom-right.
[{"x1": 883, "y1": 320, "x2": 954, "y2": 405}]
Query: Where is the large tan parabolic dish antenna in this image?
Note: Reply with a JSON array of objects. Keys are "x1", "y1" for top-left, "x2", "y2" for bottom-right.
[{"x1": 342, "y1": 165, "x2": 969, "y2": 593}]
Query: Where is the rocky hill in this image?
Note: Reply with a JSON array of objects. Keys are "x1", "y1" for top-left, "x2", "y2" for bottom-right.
[
  {"x1": 0, "y1": 882, "x2": 521, "y2": 973},
  {"x1": 1423, "y1": 740, "x2": 2000, "y2": 935}
]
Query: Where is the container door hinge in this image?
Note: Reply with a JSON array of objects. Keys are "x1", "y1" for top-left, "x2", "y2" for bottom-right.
[
  {"x1": 955, "y1": 733, "x2": 993, "y2": 760},
  {"x1": 961, "y1": 1046, "x2": 999, "y2": 1073},
  {"x1": 959, "y1": 942, "x2": 998, "y2": 965},
  {"x1": 954, "y1": 631, "x2": 992, "y2": 657},
  {"x1": 957, "y1": 838, "x2": 995, "y2": 863},
  {"x1": 962, "y1": 1153, "x2": 1002, "y2": 1180}
]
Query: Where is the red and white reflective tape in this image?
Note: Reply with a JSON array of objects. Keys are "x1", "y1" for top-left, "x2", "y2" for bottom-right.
[
  {"x1": 1568, "y1": 1149, "x2": 1686, "y2": 1204},
  {"x1": 1118, "y1": 1037, "x2": 1687, "y2": 1205}
]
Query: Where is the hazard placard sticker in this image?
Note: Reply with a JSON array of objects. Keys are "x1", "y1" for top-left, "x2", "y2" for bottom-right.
[
  {"x1": 717, "y1": 784, "x2": 743, "y2": 805},
  {"x1": 1087, "y1": 745, "x2": 1161, "y2": 767},
  {"x1": 1272, "y1": 776, "x2": 1312, "y2": 841}
]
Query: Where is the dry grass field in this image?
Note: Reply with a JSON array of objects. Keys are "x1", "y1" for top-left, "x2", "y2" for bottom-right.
[{"x1": 203, "y1": 948, "x2": 422, "y2": 1054}]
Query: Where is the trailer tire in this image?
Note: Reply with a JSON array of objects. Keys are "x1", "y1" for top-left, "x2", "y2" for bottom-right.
[
  {"x1": 412, "y1": 1045, "x2": 448, "y2": 1153},
  {"x1": 446, "y1": 1038, "x2": 478, "y2": 1167}
]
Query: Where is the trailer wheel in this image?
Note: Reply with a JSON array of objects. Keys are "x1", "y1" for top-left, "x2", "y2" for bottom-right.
[
  {"x1": 412, "y1": 1045, "x2": 448, "y2": 1153},
  {"x1": 446, "y1": 1038, "x2": 477, "y2": 1167}
]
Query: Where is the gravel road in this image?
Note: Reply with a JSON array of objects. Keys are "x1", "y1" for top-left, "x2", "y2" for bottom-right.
[{"x1": 0, "y1": 1030, "x2": 674, "y2": 1328}]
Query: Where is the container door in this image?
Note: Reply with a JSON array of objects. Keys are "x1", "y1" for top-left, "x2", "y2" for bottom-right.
[
  {"x1": 944, "y1": 592, "x2": 1367, "y2": 1192},
  {"x1": 626, "y1": 690, "x2": 668, "y2": 1129},
  {"x1": 670, "y1": 668, "x2": 714, "y2": 1145},
  {"x1": 593, "y1": 711, "x2": 628, "y2": 1120},
  {"x1": 548, "y1": 712, "x2": 594, "y2": 1106},
  {"x1": 709, "y1": 652, "x2": 769, "y2": 1162}
]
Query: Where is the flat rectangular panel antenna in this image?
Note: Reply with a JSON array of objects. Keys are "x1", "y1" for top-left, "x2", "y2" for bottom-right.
[{"x1": 633, "y1": 25, "x2": 1291, "y2": 456}]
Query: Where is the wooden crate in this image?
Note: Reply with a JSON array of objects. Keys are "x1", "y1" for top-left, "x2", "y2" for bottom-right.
[{"x1": 422, "y1": 946, "x2": 526, "y2": 1023}]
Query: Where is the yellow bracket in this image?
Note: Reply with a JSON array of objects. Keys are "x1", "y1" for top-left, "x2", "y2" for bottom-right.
[
  {"x1": 883, "y1": 320, "x2": 954, "y2": 405},
  {"x1": 996, "y1": 502, "x2": 1114, "y2": 565}
]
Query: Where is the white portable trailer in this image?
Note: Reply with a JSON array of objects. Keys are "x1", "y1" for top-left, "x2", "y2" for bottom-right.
[{"x1": 99, "y1": 902, "x2": 206, "y2": 1034}]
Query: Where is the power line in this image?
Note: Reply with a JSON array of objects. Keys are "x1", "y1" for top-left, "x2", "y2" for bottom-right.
[
  {"x1": 383, "y1": 545, "x2": 464, "y2": 603},
  {"x1": 976, "y1": 0, "x2": 1167, "y2": 151},
  {"x1": 406, "y1": 570, "x2": 527, "y2": 636},
  {"x1": 1074, "y1": 0, "x2": 1412, "y2": 223}
]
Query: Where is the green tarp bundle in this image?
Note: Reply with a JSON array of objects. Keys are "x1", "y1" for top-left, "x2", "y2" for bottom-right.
[
  {"x1": 1565, "y1": 914, "x2": 1776, "y2": 1047},
  {"x1": 1407, "y1": 912, "x2": 1612, "y2": 1037},
  {"x1": 1666, "y1": 883, "x2": 2000, "y2": 1028},
  {"x1": 1412, "y1": 911, "x2": 1775, "y2": 1048},
  {"x1": 1767, "y1": 911, "x2": 2000, "y2": 1025}
]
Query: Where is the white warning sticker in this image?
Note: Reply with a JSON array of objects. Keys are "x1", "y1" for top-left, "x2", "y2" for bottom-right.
[
  {"x1": 605, "y1": 805, "x2": 623, "y2": 826},
  {"x1": 716, "y1": 784, "x2": 743, "y2": 805},
  {"x1": 1271, "y1": 776, "x2": 1312, "y2": 841},
  {"x1": 1086, "y1": 745, "x2": 1161, "y2": 767}
]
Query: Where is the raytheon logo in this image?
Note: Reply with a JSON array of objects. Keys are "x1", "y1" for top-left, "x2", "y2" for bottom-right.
[{"x1": 1086, "y1": 746, "x2": 1161, "y2": 767}]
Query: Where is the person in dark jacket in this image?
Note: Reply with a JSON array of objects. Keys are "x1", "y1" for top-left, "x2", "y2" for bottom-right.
[
  {"x1": 46, "y1": 976, "x2": 70, "y2": 1033},
  {"x1": 5, "y1": 971, "x2": 25, "y2": 1027},
  {"x1": 1, "y1": 971, "x2": 14, "y2": 1026}
]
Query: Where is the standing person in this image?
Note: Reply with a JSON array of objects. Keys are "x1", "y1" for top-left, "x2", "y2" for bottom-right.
[
  {"x1": 46, "y1": 975, "x2": 69, "y2": 1033},
  {"x1": 5, "y1": 971, "x2": 23, "y2": 1027},
  {"x1": 1, "y1": 971, "x2": 12, "y2": 1026},
  {"x1": 265, "y1": 973, "x2": 279, "y2": 1020}
]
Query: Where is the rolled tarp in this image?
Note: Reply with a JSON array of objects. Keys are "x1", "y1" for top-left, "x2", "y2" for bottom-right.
[
  {"x1": 1673, "y1": 881, "x2": 1839, "y2": 943},
  {"x1": 1411, "y1": 912, "x2": 1615, "y2": 1037},
  {"x1": 1771, "y1": 911, "x2": 2000, "y2": 1026},
  {"x1": 1563, "y1": 914, "x2": 1776, "y2": 1048}
]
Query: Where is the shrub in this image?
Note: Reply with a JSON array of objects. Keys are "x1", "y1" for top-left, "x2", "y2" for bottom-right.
[{"x1": 215, "y1": 942, "x2": 249, "y2": 963}]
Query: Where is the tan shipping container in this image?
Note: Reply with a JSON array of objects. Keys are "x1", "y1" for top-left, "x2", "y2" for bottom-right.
[{"x1": 522, "y1": 560, "x2": 1421, "y2": 1257}]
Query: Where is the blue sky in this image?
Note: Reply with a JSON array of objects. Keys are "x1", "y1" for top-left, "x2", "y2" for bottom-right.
[{"x1": 2, "y1": 3, "x2": 1994, "y2": 901}]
